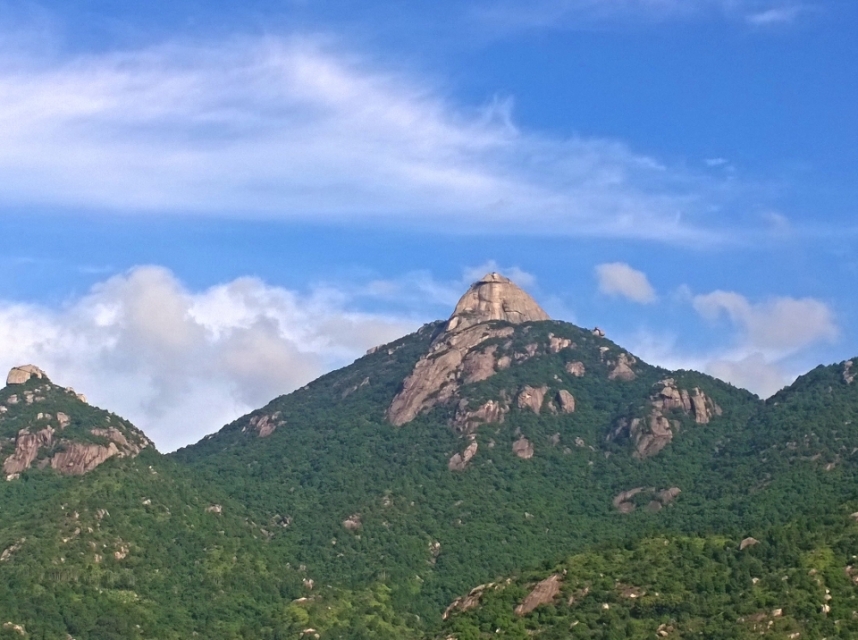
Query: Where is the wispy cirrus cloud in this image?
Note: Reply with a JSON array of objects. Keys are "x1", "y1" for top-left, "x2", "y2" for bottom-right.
[
  {"x1": 0, "y1": 29, "x2": 741, "y2": 243},
  {"x1": 473, "y1": 0, "x2": 814, "y2": 30}
]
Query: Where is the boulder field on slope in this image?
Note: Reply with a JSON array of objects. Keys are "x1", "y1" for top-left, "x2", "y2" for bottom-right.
[{"x1": 0, "y1": 366, "x2": 151, "y2": 480}]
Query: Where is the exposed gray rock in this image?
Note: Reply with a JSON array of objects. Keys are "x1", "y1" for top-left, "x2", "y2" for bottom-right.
[
  {"x1": 517, "y1": 385, "x2": 548, "y2": 415},
  {"x1": 740, "y1": 537, "x2": 759, "y2": 551},
  {"x1": 556, "y1": 390, "x2": 576, "y2": 414},
  {"x1": 512, "y1": 436, "x2": 534, "y2": 459},
  {"x1": 609, "y1": 379, "x2": 722, "y2": 458},
  {"x1": 448, "y1": 440, "x2": 479, "y2": 471},
  {"x1": 547, "y1": 334, "x2": 573, "y2": 353},
  {"x1": 6, "y1": 365, "x2": 46, "y2": 386},
  {"x1": 608, "y1": 352, "x2": 637, "y2": 381},
  {"x1": 514, "y1": 574, "x2": 563, "y2": 616},
  {"x1": 452, "y1": 398, "x2": 508, "y2": 434},
  {"x1": 565, "y1": 361, "x2": 586, "y2": 377},
  {"x1": 445, "y1": 272, "x2": 549, "y2": 333},
  {"x1": 387, "y1": 274, "x2": 549, "y2": 426}
]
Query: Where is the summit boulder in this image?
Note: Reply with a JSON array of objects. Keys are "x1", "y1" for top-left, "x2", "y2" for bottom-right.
[{"x1": 387, "y1": 273, "x2": 549, "y2": 426}]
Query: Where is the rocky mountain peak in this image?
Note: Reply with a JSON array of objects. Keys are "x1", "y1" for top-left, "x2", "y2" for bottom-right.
[
  {"x1": 0, "y1": 371, "x2": 151, "y2": 480},
  {"x1": 6, "y1": 365, "x2": 47, "y2": 385},
  {"x1": 445, "y1": 272, "x2": 549, "y2": 333},
  {"x1": 387, "y1": 273, "x2": 552, "y2": 426}
]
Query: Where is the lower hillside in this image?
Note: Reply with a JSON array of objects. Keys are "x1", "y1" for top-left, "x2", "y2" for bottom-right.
[{"x1": 440, "y1": 506, "x2": 858, "y2": 640}]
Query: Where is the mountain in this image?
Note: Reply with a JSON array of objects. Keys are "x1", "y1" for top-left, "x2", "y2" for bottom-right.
[
  {"x1": 4, "y1": 274, "x2": 858, "y2": 639},
  {"x1": 174, "y1": 273, "x2": 771, "y2": 625},
  {"x1": 0, "y1": 368, "x2": 327, "y2": 640}
]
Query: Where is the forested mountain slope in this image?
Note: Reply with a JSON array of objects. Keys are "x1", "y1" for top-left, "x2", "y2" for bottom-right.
[
  {"x1": 4, "y1": 274, "x2": 858, "y2": 639},
  {"x1": 174, "y1": 275, "x2": 777, "y2": 624}
]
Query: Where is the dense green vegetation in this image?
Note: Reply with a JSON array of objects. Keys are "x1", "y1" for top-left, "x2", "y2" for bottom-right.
[
  {"x1": 442, "y1": 508, "x2": 858, "y2": 639},
  {"x1": 2, "y1": 319, "x2": 858, "y2": 638}
]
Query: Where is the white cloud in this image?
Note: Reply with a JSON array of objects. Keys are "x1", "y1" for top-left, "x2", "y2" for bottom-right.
[
  {"x1": 692, "y1": 290, "x2": 837, "y2": 352},
  {"x1": 746, "y1": 6, "x2": 803, "y2": 25},
  {"x1": 595, "y1": 262, "x2": 657, "y2": 304},
  {"x1": 705, "y1": 353, "x2": 791, "y2": 398},
  {"x1": 0, "y1": 31, "x2": 728, "y2": 243},
  {"x1": 0, "y1": 266, "x2": 419, "y2": 452},
  {"x1": 474, "y1": 0, "x2": 810, "y2": 30}
]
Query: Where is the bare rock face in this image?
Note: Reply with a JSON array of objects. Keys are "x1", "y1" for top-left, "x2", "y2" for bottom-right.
[
  {"x1": 3, "y1": 428, "x2": 54, "y2": 477},
  {"x1": 452, "y1": 398, "x2": 509, "y2": 434},
  {"x1": 608, "y1": 352, "x2": 637, "y2": 381},
  {"x1": 443, "y1": 583, "x2": 503, "y2": 620},
  {"x1": 387, "y1": 273, "x2": 549, "y2": 427},
  {"x1": 512, "y1": 436, "x2": 534, "y2": 459},
  {"x1": 609, "y1": 379, "x2": 722, "y2": 458},
  {"x1": 2, "y1": 379, "x2": 151, "y2": 479},
  {"x1": 448, "y1": 440, "x2": 479, "y2": 471},
  {"x1": 517, "y1": 385, "x2": 548, "y2": 415},
  {"x1": 548, "y1": 334, "x2": 573, "y2": 353},
  {"x1": 514, "y1": 574, "x2": 563, "y2": 616},
  {"x1": 245, "y1": 412, "x2": 285, "y2": 438},
  {"x1": 556, "y1": 390, "x2": 576, "y2": 414},
  {"x1": 462, "y1": 346, "x2": 500, "y2": 384},
  {"x1": 565, "y1": 361, "x2": 586, "y2": 377},
  {"x1": 50, "y1": 441, "x2": 121, "y2": 476},
  {"x1": 6, "y1": 365, "x2": 46, "y2": 386},
  {"x1": 387, "y1": 323, "x2": 514, "y2": 426},
  {"x1": 844, "y1": 360, "x2": 855, "y2": 385},
  {"x1": 445, "y1": 272, "x2": 549, "y2": 333},
  {"x1": 740, "y1": 537, "x2": 759, "y2": 551}
]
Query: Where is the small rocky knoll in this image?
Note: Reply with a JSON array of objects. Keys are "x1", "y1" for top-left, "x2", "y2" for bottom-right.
[
  {"x1": 608, "y1": 378, "x2": 722, "y2": 458},
  {"x1": 0, "y1": 365, "x2": 151, "y2": 480}
]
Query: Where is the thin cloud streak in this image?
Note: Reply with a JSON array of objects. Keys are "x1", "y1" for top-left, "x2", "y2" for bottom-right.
[
  {"x1": 474, "y1": 0, "x2": 813, "y2": 31},
  {"x1": 0, "y1": 32, "x2": 736, "y2": 243}
]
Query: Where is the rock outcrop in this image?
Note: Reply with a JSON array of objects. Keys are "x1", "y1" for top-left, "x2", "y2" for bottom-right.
[
  {"x1": 6, "y1": 365, "x2": 46, "y2": 386},
  {"x1": 844, "y1": 360, "x2": 855, "y2": 385},
  {"x1": 740, "y1": 537, "x2": 759, "y2": 551},
  {"x1": 443, "y1": 582, "x2": 506, "y2": 620},
  {"x1": 548, "y1": 334, "x2": 573, "y2": 353},
  {"x1": 609, "y1": 379, "x2": 722, "y2": 458},
  {"x1": 342, "y1": 514, "x2": 362, "y2": 532},
  {"x1": 245, "y1": 412, "x2": 285, "y2": 438},
  {"x1": 1, "y1": 369, "x2": 151, "y2": 479},
  {"x1": 516, "y1": 386, "x2": 548, "y2": 414},
  {"x1": 445, "y1": 272, "x2": 549, "y2": 333},
  {"x1": 387, "y1": 273, "x2": 549, "y2": 426},
  {"x1": 512, "y1": 436, "x2": 534, "y2": 459},
  {"x1": 3, "y1": 428, "x2": 54, "y2": 477},
  {"x1": 565, "y1": 361, "x2": 586, "y2": 377},
  {"x1": 452, "y1": 398, "x2": 508, "y2": 434},
  {"x1": 613, "y1": 487, "x2": 681, "y2": 513},
  {"x1": 448, "y1": 440, "x2": 479, "y2": 471},
  {"x1": 556, "y1": 390, "x2": 576, "y2": 414},
  {"x1": 514, "y1": 574, "x2": 563, "y2": 616},
  {"x1": 608, "y1": 353, "x2": 637, "y2": 381},
  {"x1": 50, "y1": 441, "x2": 121, "y2": 476}
]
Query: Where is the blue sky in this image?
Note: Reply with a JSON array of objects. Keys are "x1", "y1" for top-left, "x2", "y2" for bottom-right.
[{"x1": 0, "y1": 0, "x2": 855, "y2": 450}]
